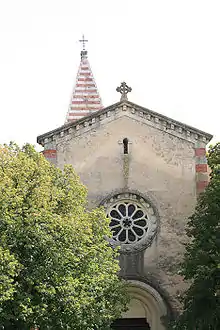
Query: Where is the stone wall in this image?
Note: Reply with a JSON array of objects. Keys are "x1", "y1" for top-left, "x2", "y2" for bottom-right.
[{"x1": 51, "y1": 114, "x2": 199, "y2": 312}]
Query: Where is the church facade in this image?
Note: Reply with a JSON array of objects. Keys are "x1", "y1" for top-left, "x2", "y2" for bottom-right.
[{"x1": 37, "y1": 39, "x2": 213, "y2": 329}]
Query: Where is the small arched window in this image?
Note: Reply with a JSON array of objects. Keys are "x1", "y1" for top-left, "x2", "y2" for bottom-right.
[{"x1": 123, "y1": 138, "x2": 129, "y2": 154}]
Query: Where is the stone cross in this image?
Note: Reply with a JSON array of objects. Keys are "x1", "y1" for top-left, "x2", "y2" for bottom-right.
[{"x1": 116, "y1": 82, "x2": 132, "y2": 101}]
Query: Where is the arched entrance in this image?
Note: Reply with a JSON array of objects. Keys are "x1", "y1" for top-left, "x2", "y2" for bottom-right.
[{"x1": 113, "y1": 280, "x2": 167, "y2": 330}]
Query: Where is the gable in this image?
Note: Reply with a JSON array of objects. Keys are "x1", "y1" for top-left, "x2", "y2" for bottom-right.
[
  {"x1": 55, "y1": 114, "x2": 195, "y2": 177},
  {"x1": 37, "y1": 101, "x2": 213, "y2": 149}
]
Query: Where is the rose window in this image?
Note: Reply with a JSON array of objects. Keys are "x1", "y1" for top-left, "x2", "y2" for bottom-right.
[
  {"x1": 108, "y1": 202, "x2": 148, "y2": 244},
  {"x1": 104, "y1": 193, "x2": 158, "y2": 252}
]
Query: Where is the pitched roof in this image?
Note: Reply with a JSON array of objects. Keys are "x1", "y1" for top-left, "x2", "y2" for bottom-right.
[
  {"x1": 37, "y1": 99, "x2": 213, "y2": 146},
  {"x1": 65, "y1": 37, "x2": 103, "y2": 123}
]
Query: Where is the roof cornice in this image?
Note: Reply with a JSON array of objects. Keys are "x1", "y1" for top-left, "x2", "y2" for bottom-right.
[{"x1": 37, "y1": 100, "x2": 213, "y2": 146}]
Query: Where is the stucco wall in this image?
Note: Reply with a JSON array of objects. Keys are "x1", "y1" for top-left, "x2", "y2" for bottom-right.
[{"x1": 54, "y1": 115, "x2": 196, "y2": 311}]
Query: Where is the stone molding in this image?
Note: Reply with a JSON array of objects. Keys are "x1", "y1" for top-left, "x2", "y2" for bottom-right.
[
  {"x1": 125, "y1": 280, "x2": 168, "y2": 330},
  {"x1": 101, "y1": 191, "x2": 159, "y2": 254},
  {"x1": 37, "y1": 101, "x2": 213, "y2": 148}
]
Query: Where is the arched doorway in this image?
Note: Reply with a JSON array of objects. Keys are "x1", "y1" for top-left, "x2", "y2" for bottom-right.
[{"x1": 113, "y1": 280, "x2": 167, "y2": 330}]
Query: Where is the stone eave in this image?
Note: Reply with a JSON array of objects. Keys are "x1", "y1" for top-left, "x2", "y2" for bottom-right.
[
  {"x1": 126, "y1": 100, "x2": 213, "y2": 142},
  {"x1": 37, "y1": 100, "x2": 213, "y2": 146},
  {"x1": 37, "y1": 101, "x2": 121, "y2": 145}
]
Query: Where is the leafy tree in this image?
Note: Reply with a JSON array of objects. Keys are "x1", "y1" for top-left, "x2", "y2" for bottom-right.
[
  {"x1": 173, "y1": 142, "x2": 220, "y2": 330},
  {"x1": 0, "y1": 144, "x2": 128, "y2": 329},
  {"x1": 0, "y1": 247, "x2": 21, "y2": 305},
  {"x1": 208, "y1": 142, "x2": 220, "y2": 170}
]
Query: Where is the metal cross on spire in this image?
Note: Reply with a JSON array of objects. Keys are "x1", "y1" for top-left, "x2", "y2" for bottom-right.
[
  {"x1": 116, "y1": 82, "x2": 132, "y2": 101},
  {"x1": 79, "y1": 34, "x2": 88, "y2": 51}
]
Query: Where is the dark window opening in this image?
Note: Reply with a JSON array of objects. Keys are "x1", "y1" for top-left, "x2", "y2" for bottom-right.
[
  {"x1": 123, "y1": 138, "x2": 129, "y2": 154},
  {"x1": 111, "y1": 318, "x2": 150, "y2": 329}
]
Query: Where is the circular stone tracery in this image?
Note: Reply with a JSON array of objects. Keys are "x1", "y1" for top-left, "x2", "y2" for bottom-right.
[
  {"x1": 104, "y1": 193, "x2": 158, "y2": 253},
  {"x1": 109, "y1": 202, "x2": 148, "y2": 244}
]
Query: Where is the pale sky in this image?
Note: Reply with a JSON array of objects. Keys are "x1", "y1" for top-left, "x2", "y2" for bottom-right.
[{"x1": 0, "y1": 0, "x2": 219, "y2": 149}]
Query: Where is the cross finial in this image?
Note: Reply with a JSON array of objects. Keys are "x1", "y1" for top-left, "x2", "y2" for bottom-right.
[
  {"x1": 116, "y1": 82, "x2": 132, "y2": 101},
  {"x1": 79, "y1": 34, "x2": 88, "y2": 51}
]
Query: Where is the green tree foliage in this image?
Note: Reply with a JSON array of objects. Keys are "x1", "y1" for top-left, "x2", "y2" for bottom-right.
[
  {"x1": 0, "y1": 247, "x2": 21, "y2": 305},
  {"x1": 208, "y1": 142, "x2": 220, "y2": 171},
  {"x1": 173, "y1": 142, "x2": 220, "y2": 330},
  {"x1": 0, "y1": 144, "x2": 128, "y2": 329}
]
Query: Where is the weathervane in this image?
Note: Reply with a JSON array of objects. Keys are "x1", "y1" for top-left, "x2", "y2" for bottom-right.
[{"x1": 116, "y1": 82, "x2": 132, "y2": 101}]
